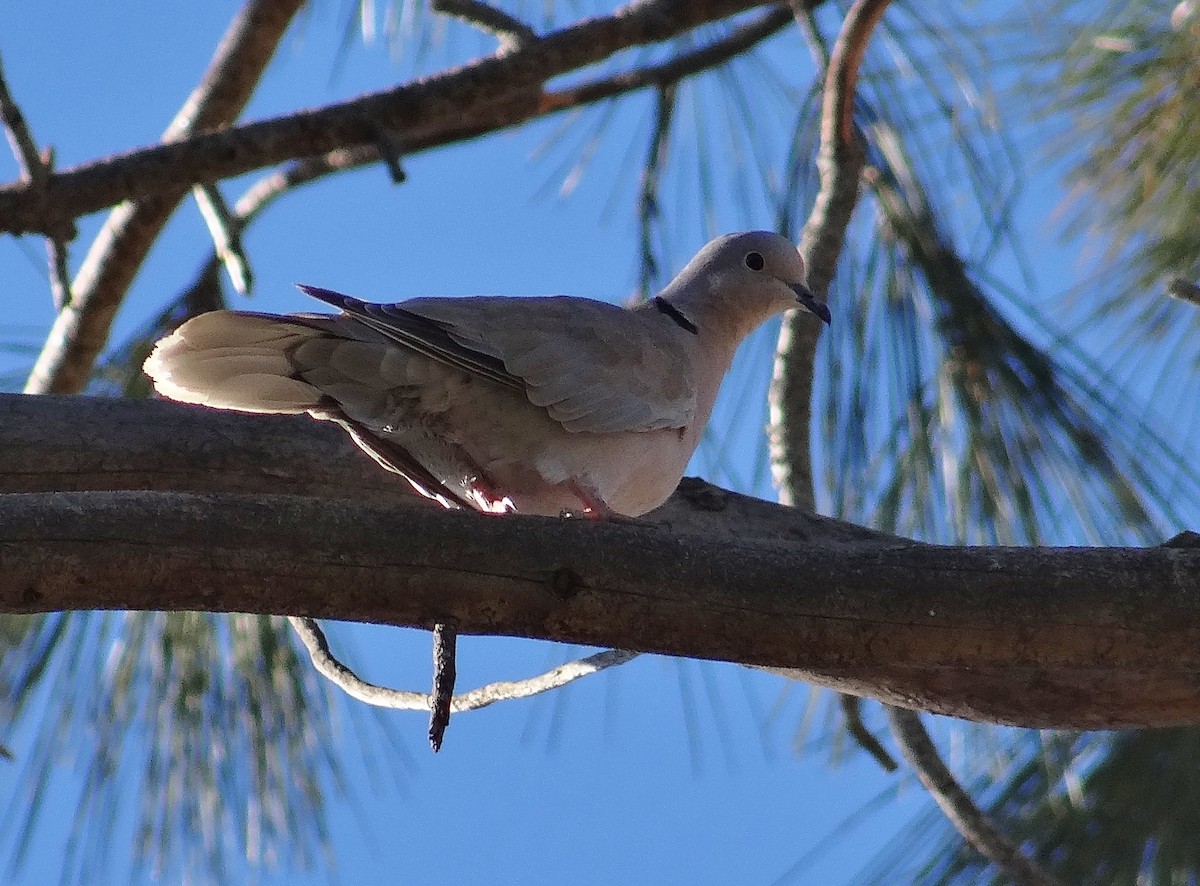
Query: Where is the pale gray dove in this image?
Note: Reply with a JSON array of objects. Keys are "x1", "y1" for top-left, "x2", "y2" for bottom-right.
[{"x1": 144, "y1": 231, "x2": 829, "y2": 517}]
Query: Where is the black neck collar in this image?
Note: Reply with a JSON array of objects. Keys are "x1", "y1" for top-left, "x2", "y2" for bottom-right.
[{"x1": 653, "y1": 297, "x2": 698, "y2": 335}]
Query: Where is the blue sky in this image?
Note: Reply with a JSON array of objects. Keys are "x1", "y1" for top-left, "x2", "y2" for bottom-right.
[{"x1": 0, "y1": 2, "x2": 1174, "y2": 883}]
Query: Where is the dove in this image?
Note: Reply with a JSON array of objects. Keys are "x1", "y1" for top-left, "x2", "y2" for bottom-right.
[{"x1": 144, "y1": 231, "x2": 829, "y2": 518}]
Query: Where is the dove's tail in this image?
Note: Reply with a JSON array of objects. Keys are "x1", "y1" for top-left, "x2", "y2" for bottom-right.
[{"x1": 143, "y1": 310, "x2": 327, "y2": 414}]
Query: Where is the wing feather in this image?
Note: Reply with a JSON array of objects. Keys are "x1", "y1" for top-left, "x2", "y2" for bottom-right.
[{"x1": 298, "y1": 286, "x2": 696, "y2": 433}]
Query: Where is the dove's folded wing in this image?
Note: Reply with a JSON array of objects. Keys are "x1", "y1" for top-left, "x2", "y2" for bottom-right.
[{"x1": 300, "y1": 286, "x2": 697, "y2": 434}]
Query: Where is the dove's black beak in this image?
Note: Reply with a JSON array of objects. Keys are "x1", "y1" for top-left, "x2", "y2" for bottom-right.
[{"x1": 792, "y1": 283, "x2": 831, "y2": 325}]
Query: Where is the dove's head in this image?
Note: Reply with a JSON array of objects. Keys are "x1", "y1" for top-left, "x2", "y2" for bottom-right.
[{"x1": 663, "y1": 231, "x2": 831, "y2": 339}]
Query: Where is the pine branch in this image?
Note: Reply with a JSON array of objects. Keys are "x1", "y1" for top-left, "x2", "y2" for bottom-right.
[
  {"x1": 288, "y1": 616, "x2": 638, "y2": 717},
  {"x1": 885, "y1": 707, "x2": 1063, "y2": 886}
]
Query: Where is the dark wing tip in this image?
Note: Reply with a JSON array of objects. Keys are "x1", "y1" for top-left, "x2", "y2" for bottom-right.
[{"x1": 296, "y1": 283, "x2": 366, "y2": 313}]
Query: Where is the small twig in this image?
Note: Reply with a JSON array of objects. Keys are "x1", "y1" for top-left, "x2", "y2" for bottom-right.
[
  {"x1": 45, "y1": 230, "x2": 74, "y2": 311},
  {"x1": 0, "y1": 59, "x2": 75, "y2": 309},
  {"x1": 885, "y1": 706, "x2": 1063, "y2": 886},
  {"x1": 287, "y1": 616, "x2": 639, "y2": 713},
  {"x1": 636, "y1": 83, "x2": 677, "y2": 297},
  {"x1": 192, "y1": 183, "x2": 253, "y2": 294},
  {"x1": 431, "y1": 0, "x2": 537, "y2": 50},
  {"x1": 368, "y1": 124, "x2": 407, "y2": 183},
  {"x1": 839, "y1": 695, "x2": 897, "y2": 772},
  {"x1": 543, "y1": 7, "x2": 794, "y2": 112},
  {"x1": 429, "y1": 621, "x2": 458, "y2": 751},
  {"x1": 1167, "y1": 277, "x2": 1200, "y2": 307},
  {"x1": 0, "y1": 52, "x2": 45, "y2": 186}
]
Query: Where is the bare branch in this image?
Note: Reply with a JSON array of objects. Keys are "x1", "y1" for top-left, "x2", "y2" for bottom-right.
[
  {"x1": 192, "y1": 183, "x2": 253, "y2": 294},
  {"x1": 45, "y1": 226, "x2": 73, "y2": 310},
  {"x1": 2, "y1": 430, "x2": 1199, "y2": 730},
  {"x1": 541, "y1": 6, "x2": 795, "y2": 112},
  {"x1": 637, "y1": 83, "x2": 676, "y2": 296},
  {"x1": 770, "y1": 0, "x2": 890, "y2": 509},
  {"x1": 0, "y1": 0, "x2": 784, "y2": 240},
  {"x1": 431, "y1": 0, "x2": 537, "y2": 50},
  {"x1": 885, "y1": 707, "x2": 1063, "y2": 886},
  {"x1": 0, "y1": 51, "x2": 46, "y2": 186},
  {"x1": 285, "y1": 616, "x2": 638, "y2": 714},
  {"x1": 429, "y1": 621, "x2": 458, "y2": 750},
  {"x1": 23, "y1": 0, "x2": 307, "y2": 395},
  {"x1": 839, "y1": 695, "x2": 897, "y2": 772},
  {"x1": 0, "y1": 57, "x2": 75, "y2": 308}
]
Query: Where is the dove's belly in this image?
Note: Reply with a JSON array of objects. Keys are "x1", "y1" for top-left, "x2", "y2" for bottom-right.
[{"x1": 451, "y1": 391, "x2": 699, "y2": 517}]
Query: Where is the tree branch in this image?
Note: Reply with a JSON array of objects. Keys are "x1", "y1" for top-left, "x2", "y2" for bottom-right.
[
  {"x1": 23, "y1": 0, "x2": 308, "y2": 395},
  {"x1": 431, "y1": 0, "x2": 537, "y2": 50},
  {"x1": 885, "y1": 707, "x2": 1063, "y2": 886},
  {"x1": 429, "y1": 620, "x2": 457, "y2": 750},
  {"x1": 2, "y1": 397, "x2": 1199, "y2": 730},
  {"x1": 286, "y1": 616, "x2": 637, "y2": 715},
  {"x1": 0, "y1": 56, "x2": 75, "y2": 307},
  {"x1": 0, "y1": 52, "x2": 46, "y2": 187},
  {"x1": 839, "y1": 694, "x2": 897, "y2": 772},
  {"x1": 0, "y1": 0, "x2": 780, "y2": 238},
  {"x1": 769, "y1": 0, "x2": 887, "y2": 510}
]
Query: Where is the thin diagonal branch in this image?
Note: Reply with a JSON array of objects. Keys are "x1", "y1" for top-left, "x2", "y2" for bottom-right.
[
  {"x1": 0, "y1": 57, "x2": 75, "y2": 308},
  {"x1": 637, "y1": 83, "x2": 677, "y2": 297},
  {"x1": 432, "y1": 0, "x2": 537, "y2": 49},
  {"x1": 287, "y1": 617, "x2": 641, "y2": 714},
  {"x1": 192, "y1": 183, "x2": 253, "y2": 294},
  {"x1": 0, "y1": 52, "x2": 45, "y2": 187},
  {"x1": 840, "y1": 695, "x2": 897, "y2": 772},
  {"x1": 770, "y1": 0, "x2": 889, "y2": 510},
  {"x1": 884, "y1": 707, "x2": 1064, "y2": 886},
  {"x1": 24, "y1": 0, "x2": 306, "y2": 395}
]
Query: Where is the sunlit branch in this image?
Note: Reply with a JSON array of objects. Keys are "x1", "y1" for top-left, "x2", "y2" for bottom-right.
[
  {"x1": 769, "y1": 0, "x2": 888, "y2": 511},
  {"x1": 287, "y1": 617, "x2": 640, "y2": 715},
  {"x1": 192, "y1": 183, "x2": 253, "y2": 294}
]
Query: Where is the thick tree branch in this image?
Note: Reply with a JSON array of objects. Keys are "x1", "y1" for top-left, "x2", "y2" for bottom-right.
[
  {"x1": 24, "y1": 0, "x2": 307, "y2": 395},
  {"x1": 3, "y1": 395, "x2": 1200, "y2": 729},
  {"x1": 885, "y1": 707, "x2": 1063, "y2": 886}
]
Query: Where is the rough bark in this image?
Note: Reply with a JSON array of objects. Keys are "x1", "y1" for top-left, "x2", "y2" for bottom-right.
[{"x1": 2, "y1": 394, "x2": 1198, "y2": 730}]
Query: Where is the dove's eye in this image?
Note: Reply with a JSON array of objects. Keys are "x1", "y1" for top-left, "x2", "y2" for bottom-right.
[{"x1": 744, "y1": 252, "x2": 765, "y2": 271}]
